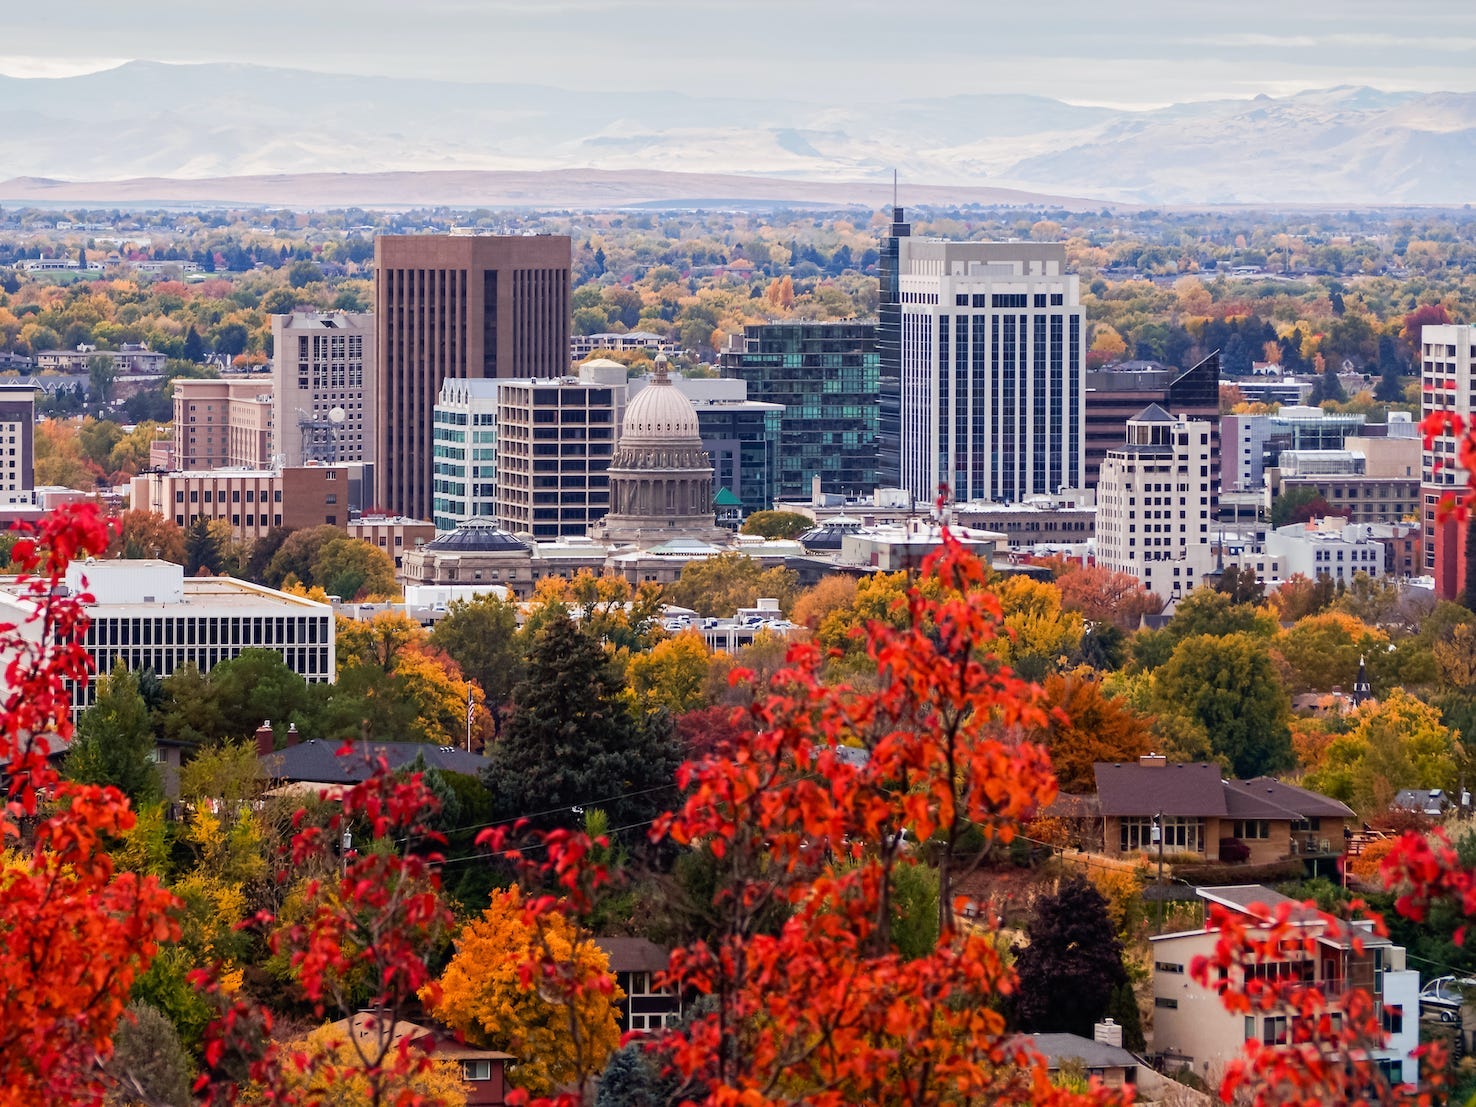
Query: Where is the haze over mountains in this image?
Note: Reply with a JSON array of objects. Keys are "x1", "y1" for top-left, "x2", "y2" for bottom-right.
[{"x1": 1, "y1": 61, "x2": 1472, "y2": 207}]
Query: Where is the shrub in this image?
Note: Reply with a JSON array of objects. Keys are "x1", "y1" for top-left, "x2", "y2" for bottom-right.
[{"x1": 1218, "y1": 838, "x2": 1251, "y2": 864}]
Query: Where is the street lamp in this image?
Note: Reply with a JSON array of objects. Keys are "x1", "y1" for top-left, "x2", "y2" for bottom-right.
[
  {"x1": 341, "y1": 828, "x2": 353, "y2": 875},
  {"x1": 1152, "y1": 811, "x2": 1165, "y2": 886}
]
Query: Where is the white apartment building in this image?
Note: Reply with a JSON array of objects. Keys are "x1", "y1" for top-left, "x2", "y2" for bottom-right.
[
  {"x1": 893, "y1": 241, "x2": 1083, "y2": 503},
  {"x1": 271, "y1": 312, "x2": 375, "y2": 466},
  {"x1": 0, "y1": 560, "x2": 335, "y2": 713},
  {"x1": 431, "y1": 360, "x2": 627, "y2": 537},
  {"x1": 1259, "y1": 518, "x2": 1387, "y2": 585},
  {"x1": 1152, "y1": 885, "x2": 1419, "y2": 1088},
  {"x1": 1095, "y1": 405, "x2": 1216, "y2": 600}
]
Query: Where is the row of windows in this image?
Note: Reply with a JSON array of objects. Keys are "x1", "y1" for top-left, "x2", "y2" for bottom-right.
[{"x1": 175, "y1": 489, "x2": 284, "y2": 504}]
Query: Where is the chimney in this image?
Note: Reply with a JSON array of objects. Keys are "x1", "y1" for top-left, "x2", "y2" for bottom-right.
[
  {"x1": 255, "y1": 720, "x2": 274, "y2": 757},
  {"x1": 1094, "y1": 1019, "x2": 1123, "y2": 1048},
  {"x1": 1139, "y1": 753, "x2": 1166, "y2": 768},
  {"x1": 286, "y1": 722, "x2": 300, "y2": 747}
]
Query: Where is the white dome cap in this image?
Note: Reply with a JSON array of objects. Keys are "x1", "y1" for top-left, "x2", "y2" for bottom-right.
[{"x1": 621, "y1": 354, "x2": 701, "y2": 444}]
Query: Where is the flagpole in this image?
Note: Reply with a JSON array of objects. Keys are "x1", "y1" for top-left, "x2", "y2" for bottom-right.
[{"x1": 466, "y1": 684, "x2": 473, "y2": 752}]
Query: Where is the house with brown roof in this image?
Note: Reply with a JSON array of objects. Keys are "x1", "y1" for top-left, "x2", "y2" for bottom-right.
[
  {"x1": 322, "y1": 1013, "x2": 513, "y2": 1106},
  {"x1": 1094, "y1": 755, "x2": 1353, "y2": 865},
  {"x1": 595, "y1": 937, "x2": 682, "y2": 1034}
]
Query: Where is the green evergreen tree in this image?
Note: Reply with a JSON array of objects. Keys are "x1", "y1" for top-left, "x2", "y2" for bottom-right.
[
  {"x1": 183, "y1": 517, "x2": 222, "y2": 576},
  {"x1": 103, "y1": 1001, "x2": 195, "y2": 1106},
  {"x1": 485, "y1": 614, "x2": 681, "y2": 837},
  {"x1": 66, "y1": 662, "x2": 162, "y2": 802},
  {"x1": 1105, "y1": 982, "x2": 1146, "y2": 1052}
]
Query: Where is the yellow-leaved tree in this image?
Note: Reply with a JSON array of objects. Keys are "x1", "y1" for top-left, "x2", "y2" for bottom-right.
[
  {"x1": 428, "y1": 886, "x2": 622, "y2": 1097},
  {"x1": 265, "y1": 1021, "x2": 468, "y2": 1107}
]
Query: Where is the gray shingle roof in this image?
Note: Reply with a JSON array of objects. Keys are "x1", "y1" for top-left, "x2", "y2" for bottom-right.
[
  {"x1": 1026, "y1": 1033, "x2": 1139, "y2": 1071},
  {"x1": 1093, "y1": 762, "x2": 1227, "y2": 817},
  {"x1": 260, "y1": 739, "x2": 488, "y2": 784},
  {"x1": 595, "y1": 937, "x2": 671, "y2": 973}
]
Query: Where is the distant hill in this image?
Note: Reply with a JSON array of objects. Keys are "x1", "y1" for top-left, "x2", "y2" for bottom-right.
[
  {"x1": 0, "y1": 62, "x2": 1471, "y2": 206},
  {"x1": 0, "y1": 169, "x2": 1105, "y2": 210}
]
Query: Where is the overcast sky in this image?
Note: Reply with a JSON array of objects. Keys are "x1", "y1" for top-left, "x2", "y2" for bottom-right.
[{"x1": 5, "y1": 1, "x2": 1475, "y2": 107}]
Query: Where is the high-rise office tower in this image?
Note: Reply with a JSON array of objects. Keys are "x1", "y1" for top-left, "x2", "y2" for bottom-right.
[
  {"x1": 373, "y1": 234, "x2": 571, "y2": 520},
  {"x1": 271, "y1": 311, "x2": 375, "y2": 467},
  {"x1": 0, "y1": 385, "x2": 35, "y2": 502},
  {"x1": 879, "y1": 238, "x2": 1084, "y2": 504},
  {"x1": 719, "y1": 322, "x2": 878, "y2": 500},
  {"x1": 876, "y1": 206, "x2": 910, "y2": 488},
  {"x1": 1420, "y1": 323, "x2": 1476, "y2": 598}
]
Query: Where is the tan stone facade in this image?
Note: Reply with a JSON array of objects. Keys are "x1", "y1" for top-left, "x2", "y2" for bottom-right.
[
  {"x1": 271, "y1": 311, "x2": 375, "y2": 467},
  {"x1": 173, "y1": 376, "x2": 275, "y2": 470}
]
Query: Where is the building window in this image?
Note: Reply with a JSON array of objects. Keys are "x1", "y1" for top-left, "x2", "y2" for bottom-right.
[
  {"x1": 1154, "y1": 997, "x2": 1178, "y2": 1009},
  {"x1": 462, "y1": 1060, "x2": 491, "y2": 1082},
  {"x1": 1233, "y1": 819, "x2": 1271, "y2": 840},
  {"x1": 1154, "y1": 961, "x2": 1185, "y2": 974},
  {"x1": 1262, "y1": 1016, "x2": 1288, "y2": 1046}
]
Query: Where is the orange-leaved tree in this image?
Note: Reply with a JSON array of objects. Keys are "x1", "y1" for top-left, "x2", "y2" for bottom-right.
[
  {"x1": 0, "y1": 504, "x2": 181, "y2": 1105},
  {"x1": 636, "y1": 533, "x2": 1118, "y2": 1106}
]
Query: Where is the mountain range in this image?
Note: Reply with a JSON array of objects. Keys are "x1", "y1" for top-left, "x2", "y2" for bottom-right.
[{"x1": 0, "y1": 62, "x2": 1472, "y2": 207}]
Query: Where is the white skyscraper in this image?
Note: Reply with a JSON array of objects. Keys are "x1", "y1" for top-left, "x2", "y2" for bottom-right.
[
  {"x1": 891, "y1": 240, "x2": 1083, "y2": 503},
  {"x1": 1096, "y1": 405, "x2": 1217, "y2": 601}
]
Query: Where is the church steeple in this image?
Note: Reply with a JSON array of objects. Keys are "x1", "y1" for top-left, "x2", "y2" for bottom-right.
[{"x1": 1353, "y1": 655, "x2": 1372, "y2": 706}]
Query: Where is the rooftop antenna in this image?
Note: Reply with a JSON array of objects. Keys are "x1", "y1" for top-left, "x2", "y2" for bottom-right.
[{"x1": 892, "y1": 168, "x2": 898, "y2": 210}]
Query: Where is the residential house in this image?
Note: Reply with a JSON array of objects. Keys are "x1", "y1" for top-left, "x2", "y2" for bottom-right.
[
  {"x1": 323, "y1": 1014, "x2": 512, "y2": 1106},
  {"x1": 1026, "y1": 1032, "x2": 1140, "y2": 1092},
  {"x1": 1151, "y1": 885, "x2": 1419, "y2": 1087},
  {"x1": 1094, "y1": 756, "x2": 1353, "y2": 865},
  {"x1": 595, "y1": 937, "x2": 682, "y2": 1034},
  {"x1": 258, "y1": 733, "x2": 488, "y2": 787}
]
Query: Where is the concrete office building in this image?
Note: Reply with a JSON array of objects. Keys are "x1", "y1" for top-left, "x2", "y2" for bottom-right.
[
  {"x1": 0, "y1": 385, "x2": 35, "y2": 501},
  {"x1": 1421, "y1": 324, "x2": 1476, "y2": 597},
  {"x1": 374, "y1": 234, "x2": 571, "y2": 520},
  {"x1": 1222, "y1": 406, "x2": 1368, "y2": 492},
  {"x1": 1083, "y1": 354, "x2": 1218, "y2": 491},
  {"x1": 719, "y1": 322, "x2": 878, "y2": 500},
  {"x1": 878, "y1": 235, "x2": 1085, "y2": 503},
  {"x1": 0, "y1": 559, "x2": 334, "y2": 713},
  {"x1": 433, "y1": 360, "x2": 625, "y2": 539},
  {"x1": 494, "y1": 361, "x2": 625, "y2": 539},
  {"x1": 1095, "y1": 405, "x2": 1217, "y2": 601},
  {"x1": 172, "y1": 377, "x2": 275, "y2": 470},
  {"x1": 271, "y1": 312, "x2": 375, "y2": 466}
]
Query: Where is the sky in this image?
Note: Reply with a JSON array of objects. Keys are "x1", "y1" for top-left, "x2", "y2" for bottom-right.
[{"x1": 4, "y1": 0, "x2": 1476, "y2": 107}]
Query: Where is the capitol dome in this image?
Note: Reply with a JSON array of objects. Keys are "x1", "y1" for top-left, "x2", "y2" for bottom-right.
[
  {"x1": 592, "y1": 354, "x2": 725, "y2": 545},
  {"x1": 621, "y1": 357, "x2": 701, "y2": 443}
]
